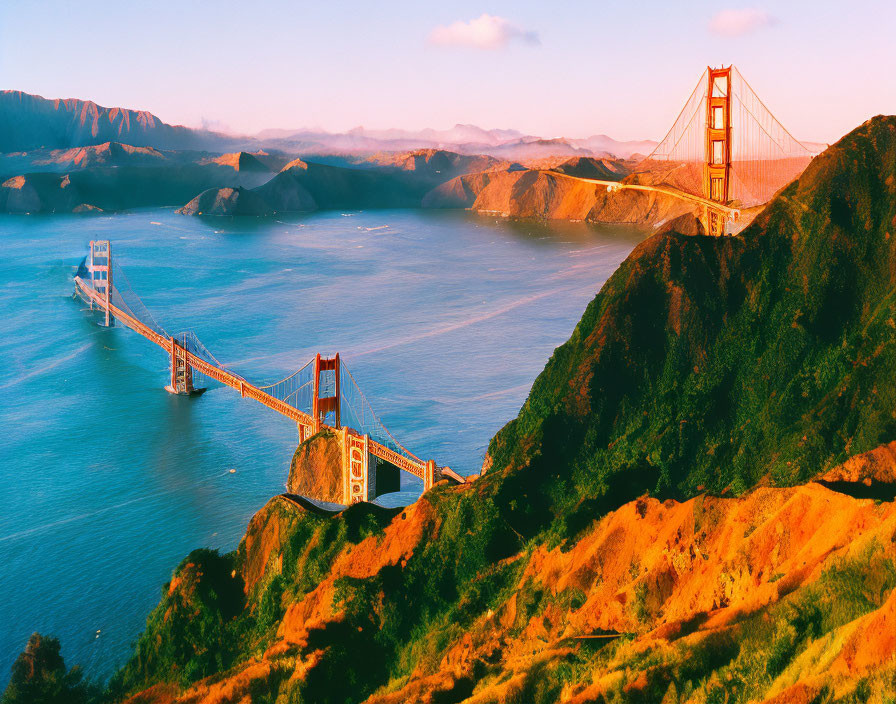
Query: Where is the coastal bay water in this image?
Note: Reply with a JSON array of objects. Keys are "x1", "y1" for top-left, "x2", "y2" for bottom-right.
[{"x1": 0, "y1": 208, "x2": 645, "y2": 683}]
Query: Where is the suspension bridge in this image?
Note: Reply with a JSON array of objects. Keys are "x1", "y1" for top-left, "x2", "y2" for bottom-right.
[
  {"x1": 567, "y1": 65, "x2": 817, "y2": 235},
  {"x1": 69, "y1": 65, "x2": 812, "y2": 502},
  {"x1": 73, "y1": 240, "x2": 463, "y2": 505}
]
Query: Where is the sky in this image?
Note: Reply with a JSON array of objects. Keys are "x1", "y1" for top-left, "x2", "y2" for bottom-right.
[{"x1": 0, "y1": 0, "x2": 893, "y2": 144}]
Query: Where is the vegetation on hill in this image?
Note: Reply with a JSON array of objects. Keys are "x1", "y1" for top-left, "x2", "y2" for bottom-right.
[
  {"x1": 485, "y1": 115, "x2": 896, "y2": 541},
  {"x1": 1, "y1": 634, "x2": 99, "y2": 704}
]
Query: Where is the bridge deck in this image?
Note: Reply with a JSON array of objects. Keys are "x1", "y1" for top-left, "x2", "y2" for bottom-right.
[
  {"x1": 74, "y1": 276, "x2": 433, "y2": 481},
  {"x1": 547, "y1": 171, "x2": 740, "y2": 217}
]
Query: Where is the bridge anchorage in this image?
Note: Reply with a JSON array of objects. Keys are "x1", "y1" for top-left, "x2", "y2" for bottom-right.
[
  {"x1": 74, "y1": 240, "x2": 464, "y2": 505},
  {"x1": 635, "y1": 64, "x2": 816, "y2": 235}
]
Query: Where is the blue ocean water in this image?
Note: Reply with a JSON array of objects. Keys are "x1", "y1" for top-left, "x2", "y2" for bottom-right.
[{"x1": 0, "y1": 208, "x2": 645, "y2": 683}]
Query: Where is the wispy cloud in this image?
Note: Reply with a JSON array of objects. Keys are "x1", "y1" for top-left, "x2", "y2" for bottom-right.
[
  {"x1": 199, "y1": 116, "x2": 233, "y2": 134},
  {"x1": 709, "y1": 8, "x2": 776, "y2": 36},
  {"x1": 428, "y1": 14, "x2": 540, "y2": 50}
]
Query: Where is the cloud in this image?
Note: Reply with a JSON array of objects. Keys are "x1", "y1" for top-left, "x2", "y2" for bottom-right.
[
  {"x1": 198, "y1": 116, "x2": 233, "y2": 134},
  {"x1": 709, "y1": 8, "x2": 776, "y2": 36},
  {"x1": 428, "y1": 14, "x2": 540, "y2": 50}
]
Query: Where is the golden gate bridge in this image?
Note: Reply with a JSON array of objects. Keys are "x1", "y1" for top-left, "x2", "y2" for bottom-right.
[
  {"x1": 74, "y1": 240, "x2": 465, "y2": 505},
  {"x1": 561, "y1": 65, "x2": 817, "y2": 235},
  {"x1": 71, "y1": 65, "x2": 815, "y2": 505}
]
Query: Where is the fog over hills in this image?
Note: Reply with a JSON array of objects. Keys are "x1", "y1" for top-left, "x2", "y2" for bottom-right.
[{"x1": 257, "y1": 124, "x2": 657, "y2": 160}]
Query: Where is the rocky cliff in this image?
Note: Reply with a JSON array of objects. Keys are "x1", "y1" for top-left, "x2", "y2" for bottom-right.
[
  {"x1": 423, "y1": 167, "x2": 697, "y2": 225},
  {"x1": 286, "y1": 431, "x2": 345, "y2": 504},
  {"x1": 108, "y1": 452, "x2": 896, "y2": 704}
]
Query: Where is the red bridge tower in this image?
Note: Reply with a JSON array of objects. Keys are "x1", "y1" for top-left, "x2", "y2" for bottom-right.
[{"x1": 704, "y1": 66, "x2": 732, "y2": 236}]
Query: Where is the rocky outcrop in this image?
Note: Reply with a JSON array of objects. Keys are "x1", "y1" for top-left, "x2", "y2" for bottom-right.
[
  {"x1": 176, "y1": 186, "x2": 273, "y2": 216},
  {"x1": 31, "y1": 141, "x2": 166, "y2": 169},
  {"x1": 0, "y1": 173, "x2": 83, "y2": 212},
  {"x1": 424, "y1": 167, "x2": 696, "y2": 224},
  {"x1": 286, "y1": 432, "x2": 344, "y2": 504},
  {"x1": 72, "y1": 203, "x2": 103, "y2": 214},
  {"x1": 549, "y1": 155, "x2": 630, "y2": 181}
]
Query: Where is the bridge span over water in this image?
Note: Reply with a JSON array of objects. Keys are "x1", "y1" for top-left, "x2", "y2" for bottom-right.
[
  {"x1": 574, "y1": 65, "x2": 817, "y2": 235},
  {"x1": 74, "y1": 240, "x2": 463, "y2": 506},
  {"x1": 70, "y1": 66, "x2": 813, "y2": 502}
]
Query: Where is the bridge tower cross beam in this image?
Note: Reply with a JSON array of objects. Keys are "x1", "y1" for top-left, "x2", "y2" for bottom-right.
[{"x1": 704, "y1": 66, "x2": 732, "y2": 236}]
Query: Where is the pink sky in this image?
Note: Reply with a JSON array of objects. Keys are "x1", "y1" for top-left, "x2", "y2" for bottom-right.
[{"x1": 1, "y1": 0, "x2": 893, "y2": 144}]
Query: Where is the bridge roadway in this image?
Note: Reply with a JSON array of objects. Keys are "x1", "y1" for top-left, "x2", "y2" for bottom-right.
[
  {"x1": 547, "y1": 171, "x2": 741, "y2": 219},
  {"x1": 74, "y1": 275, "x2": 465, "y2": 485}
]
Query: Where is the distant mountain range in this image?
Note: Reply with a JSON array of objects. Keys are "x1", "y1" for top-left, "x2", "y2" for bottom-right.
[
  {"x1": 0, "y1": 90, "x2": 830, "y2": 222},
  {"x1": 255, "y1": 125, "x2": 657, "y2": 160},
  {"x1": 0, "y1": 90, "x2": 658, "y2": 160},
  {"x1": 0, "y1": 90, "x2": 238, "y2": 153}
]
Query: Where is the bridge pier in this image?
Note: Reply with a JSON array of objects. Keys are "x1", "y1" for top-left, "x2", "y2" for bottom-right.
[
  {"x1": 343, "y1": 429, "x2": 368, "y2": 504},
  {"x1": 339, "y1": 429, "x2": 401, "y2": 503},
  {"x1": 166, "y1": 337, "x2": 197, "y2": 395},
  {"x1": 424, "y1": 460, "x2": 436, "y2": 492}
]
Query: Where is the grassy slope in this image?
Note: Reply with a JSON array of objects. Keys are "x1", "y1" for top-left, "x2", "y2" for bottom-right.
[{"x1": 487, "y1": 115, "x2": 896, "y2": 540}]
